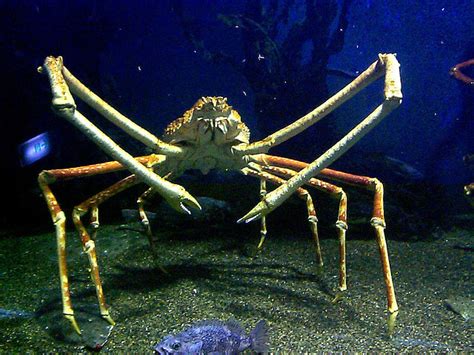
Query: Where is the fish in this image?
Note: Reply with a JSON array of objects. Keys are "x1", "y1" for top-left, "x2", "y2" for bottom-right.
[{"x1": 153, "y1": 319, "x2": 268, "y2": 354}]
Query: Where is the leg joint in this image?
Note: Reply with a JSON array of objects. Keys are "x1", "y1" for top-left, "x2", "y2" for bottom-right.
[
  {"x1": 54, "y1": 211, "x2": 66, "y2": 225},
  {"x1": 370, "y1": 217, "x2": 386, "y2": 228},
  {"x1": 38, "y1": 170, "x2": 56, "y2": 184},
  {"x1": 52, "y1": 103, "x2": 76, "y2": 117},
  {"x1": 336, "y1": 220, "x2": 348, "y2": 230},
  {"x1": 72, "y1": 206, "x2": 87, "y2": 221},
  {"x1": 84, "y1": 240, "x2": 96, "y2": 253}
]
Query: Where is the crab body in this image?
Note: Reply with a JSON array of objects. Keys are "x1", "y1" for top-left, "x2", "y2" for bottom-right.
[{"x1": 161, "y1": 96, "x2": 250, "y2": 175}]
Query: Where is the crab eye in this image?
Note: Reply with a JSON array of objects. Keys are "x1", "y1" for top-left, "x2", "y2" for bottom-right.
[{"x1": 171, "y1": 342, "x2": 181, "y2": 350}]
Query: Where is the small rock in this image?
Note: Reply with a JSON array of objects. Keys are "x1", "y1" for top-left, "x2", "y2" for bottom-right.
[
  {"x1": 121, "y1": 209, "x2": 157, "y2": 223},
  {"x1": 122, "y1": 197, "x2": 233, "y2": 227}
]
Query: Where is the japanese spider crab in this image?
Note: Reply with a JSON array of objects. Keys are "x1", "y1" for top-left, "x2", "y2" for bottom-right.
[{"x1": 38, "y1": 54, "x2": 402, "y2": 334}]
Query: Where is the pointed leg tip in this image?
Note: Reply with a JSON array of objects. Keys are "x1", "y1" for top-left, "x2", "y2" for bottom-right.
[
  {"x1": 238, "y1": 199, "x2": 273, "y2": 224},
  {"x1": 387, "y1": 310, "x2": 399, "y2": 336},
  {"x1": 331, "y1": 289, "x2": 346, "y2": 304},
  {"x1": 237, "y1": 212, "x2": 262, "y2": 224},
  {"x1": 102, "y1": 314, "x2": 116, "y2": 326},
  {"x1": 65, "y1": 314, "x2": 82, "y2": 335}
]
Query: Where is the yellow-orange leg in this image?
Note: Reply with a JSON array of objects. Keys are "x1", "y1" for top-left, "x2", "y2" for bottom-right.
[
  {"x1": 38, "y1": 174, "x2": 79, "y2": 333},
  {"x1": 137, "y1": 187, "x2": 159, "y2": 254},
  {"x1": 72, "y1": 174, "x2": 139, "y2": 327},
  {"x1": 257, "y1": 179, "x2": 268, "y2": 251},
  {"x1": 89, "y1": 206, "x2": 100, "y2": 240},
  {"x1": 243, "y1": 167, "x2": 322, "y2": 266},
  {"x1": 261, "y1": 154, "x2": 398, "y2": 314},
  {"x1": 38, "y1": 155, "x2": 160, "y2": 334},
  {"x1": 136, "y1": 188, "x2": 169, "y2": 274},
  {"x1": 260, "y1": 164, "x2": 348, "y2": 283}
]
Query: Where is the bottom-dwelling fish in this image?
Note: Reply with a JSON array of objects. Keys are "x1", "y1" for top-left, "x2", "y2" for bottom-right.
[{"x1": 154, "y1": 319, "x2": 268, "y2": 354}]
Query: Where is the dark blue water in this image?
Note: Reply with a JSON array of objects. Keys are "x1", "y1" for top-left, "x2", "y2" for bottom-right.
[{"x1": 1, "y1": 0, "x2": 473, "y2": 227}]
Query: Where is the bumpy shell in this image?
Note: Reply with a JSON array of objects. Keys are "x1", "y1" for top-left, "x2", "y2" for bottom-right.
[{"x1": 162, "y1": 96, "x2": 250, "y2": 145}]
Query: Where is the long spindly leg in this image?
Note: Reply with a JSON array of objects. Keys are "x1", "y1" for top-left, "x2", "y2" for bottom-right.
[
  {"x1": 72, "y1": 175, "x2": 138, "y2": 325},
  {"x1": 38, "y1": 175, "x2": 78, "y2": 333},
  {"x1": 135, "y1": 188, "x2": 170, "y2": 275},
  {"x1": 77, "y1": 180, "x2": 169, "y2": 284},
  {"x1": 238, "y1": 54, "x2": 401, "y2": 221},
  {"x1": 72, "y1": 154, "x2": 169, "y2": 324},
  {"x1": 83, "y1": 156, "x2": 164, "y2": 241},
  {"x1": 137, "y1": 187, "x2": 159, "y2": 254},
  {"x1": 58, "y1": 60, "x2": 183, "y2": 157},
  {"x1": 233, "y1": 54, "x2": 401, "y2": 156},
  {"x1": 39, "y1": 56, "x2": 200, "y2": 214},
  {"x1": 242, "y1": 167, "x2": 323, "y2": 266},
  {"x1": 258, "y1": 155, "x2": 398, "y2": 314},
  {"x1": 72, "y1": 175, "x2": 140, "y2": 327},
  {"x1": 320, "y1": 170, "x2": 397, "y2": 313},
  {"x1": 257, "y1": 163, "x2": 348, "y2": 286},
  {"x1": 257, "y1": 179, "x2": 268, "y2": 252},
  {"x1": 38, "y1": 156, "x2": 159, "y2": 334}
]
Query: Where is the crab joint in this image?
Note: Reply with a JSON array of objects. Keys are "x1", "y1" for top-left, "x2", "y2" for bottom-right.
[{"x1": 84, "y1": 240, "x2": 95, "y2": 254}]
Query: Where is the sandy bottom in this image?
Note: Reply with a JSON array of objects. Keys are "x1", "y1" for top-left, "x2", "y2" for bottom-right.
[{"x1": 0, "y1": 221, "x2": 472, "y2": 352}]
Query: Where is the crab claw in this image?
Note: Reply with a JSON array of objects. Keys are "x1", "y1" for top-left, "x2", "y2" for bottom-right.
[
  {"x1": 237, "y1": 183, "x2": 292, "y2": 223},
  {"x1": 237, "y1": 199, "x2": 271, "y2": 224},
  {"x1": 164, "y1": 186, "x2": 202, "y2": 214}
]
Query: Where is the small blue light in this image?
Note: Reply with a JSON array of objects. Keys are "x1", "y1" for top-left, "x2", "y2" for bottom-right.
[{"x1": 19, "y1": 132, "x2": 51, "y2": 166}]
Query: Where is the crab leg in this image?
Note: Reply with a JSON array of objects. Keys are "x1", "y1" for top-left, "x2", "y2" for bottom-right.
[
  {"x1": 39, "y1": 56, "x2": 200, "y2": 214},
  {"x1": 137, "y1": 187, "x2": 159, "y2": 253},
  {"x1": 257, "y1": 179, "x2": 268, "y2": 251},
  {"x1": 38, "y1": 154, "x2": 164, "y2": 334},
  {"x1": 257, "y1": 163, "x2": 348, "y2": 286},
  {"x1": 38, "y1": 175, "x2": 77, "y2": 332},
  {"x1": 73, "y1": 175, "x2": 139, "y2": 327},
  {"x1": 242, "y1": 166, "x2": 322, "y2": 266},
  {"x1": 450, "y1": 58, "x2": 474, "y2": 85},
  {"x1": 38, "y1": 156, "x2": 161, "y2": 333},
  {"x1": 256, "y1": 155, "x2": 398, "y2": 313},
  {"x1": 74, "y1": 169, "x2": 174, "y2": 322},
  {"x1": 41, "y1": 56, "x2": 183, "y2": 156},
  {"x1": 136, "y1": 170, "x2": 176, "y2": 253},
  {"x1": 233, "y1": 54, "x2": 400, "y2": 156},
  {"x1": 62, "y1": 68, "x2": 184, "y2": 156},
  {"x1": 239, "y1": 54, "x2": 401, "y2": 224}
]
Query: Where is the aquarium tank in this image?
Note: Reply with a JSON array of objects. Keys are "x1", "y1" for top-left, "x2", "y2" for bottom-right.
[{"x1": 0, "y1": 0, "x2": 472, "y2": 352}]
